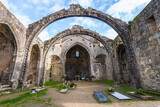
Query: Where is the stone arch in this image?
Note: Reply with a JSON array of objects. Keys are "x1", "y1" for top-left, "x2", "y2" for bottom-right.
[
  {"x1": 63, "y1": 41, "x2": 93, "y2": 60},
  {"x1": 0, "y1": 23, "x2": 17, "y2": 84},
  {"x1": 63, "y1": 42, "x2": 93, "y2": 78},
  {"x1": 43, "y1": 41, "x2": 93, "y2": 83},
  {"x1": 51, "y1": 55, "x2": 61, "y2": 64},
  {"x1": 26, "y1": 44, "x2": 40, "y2": 85},
  {"x1": 42, "y1": 27, "x2": 106, "y2": 83},
  {"x1": 0, "y1": 19, "x2": 26, "y2": 88},
  {"x1": 23, "y1": 4, "x2": 140, "y2": 88},
  {"x1": 95, "y1": 54, "x2": 106, "y2": 65},
  {"x1": 0, "y1": 21, "x2": 20, "y2": 51}
]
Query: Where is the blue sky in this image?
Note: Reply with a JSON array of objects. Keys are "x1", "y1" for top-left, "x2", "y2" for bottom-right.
[{"x1": 1, "y1": 0, "x2": 151, "y2": 41}]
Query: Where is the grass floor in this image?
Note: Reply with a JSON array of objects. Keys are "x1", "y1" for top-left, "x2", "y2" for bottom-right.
[
  {"x1": 44, "y1": 81, "x2": 63, "y2": 86},
  {"x1": 0, "y1": 88, "x2": 53, "y2": 107},
  {"x1": 0, "y1": 81, "x2": 159, "y2": 106}
]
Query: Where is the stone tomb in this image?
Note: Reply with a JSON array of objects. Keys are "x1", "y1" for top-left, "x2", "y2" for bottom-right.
[
  {"x1": 93, "y1": 91, "x2": 110, "y2": 103},
  {"x1": 110, "y1": 92, "x2": 131, "y2": 100}
]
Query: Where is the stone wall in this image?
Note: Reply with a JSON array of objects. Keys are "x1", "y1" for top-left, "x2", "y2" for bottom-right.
[
  {"x1": 130, "y1": 0, "x2": 160, "y2": 92},
  {"x1": 112, "y1": 36, "x2": 131, "y2": 83},
  {"x1": 0, "y1": 1, "x2": 160, "y2": 91},
  {"x1": 0, "y1": 26, "x2": 15, "y2": 84},
  {"x1": 0, "y1": 2, "x2": 26, "y2": 88},
  {"x1": 44, "y1": 26, "x2": 113, "y2": 82},
  {"x1": 24, "y1": 37, "x2": 44, "y2": 85}
]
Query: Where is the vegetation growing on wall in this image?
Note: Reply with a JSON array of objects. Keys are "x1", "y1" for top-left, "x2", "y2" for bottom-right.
[
  {"x1": 128, "y1": 14, "x2": 140, "y2": 32},
  {"x1": 49, "y1": 65, "x2": 52, "y2": 81}
]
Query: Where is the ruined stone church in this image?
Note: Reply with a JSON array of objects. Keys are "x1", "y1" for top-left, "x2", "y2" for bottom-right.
[{"x1": 0, "y1": 1, "x2": 160, "y2": 92}]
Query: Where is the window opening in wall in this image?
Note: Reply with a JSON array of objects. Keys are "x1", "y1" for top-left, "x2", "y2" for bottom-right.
[{"x1": 76, "y1": 50, "x2": 79, "y2": 58}]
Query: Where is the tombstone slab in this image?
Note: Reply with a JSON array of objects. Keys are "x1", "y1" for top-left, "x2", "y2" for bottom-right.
[
  {"x1": 110, "y1": 92, "x2": 131, "y2": 100},
  {"x1": 60, "y1": 89, "x2": 68, "y2": 93},
  {"x1": 94, "y1": 91, "x2": 110, "y2": 103}
]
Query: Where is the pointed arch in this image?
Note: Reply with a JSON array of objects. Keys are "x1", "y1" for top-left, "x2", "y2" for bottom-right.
[{"x1": 22, "y1": 4, "x2": 140, "y2": 88}]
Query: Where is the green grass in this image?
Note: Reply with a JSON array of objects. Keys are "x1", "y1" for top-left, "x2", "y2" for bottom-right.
[
  {"x1": 47, "y1": 98, "x2": 52, "y2": 103},
  {"x1": 0, "y1": 89, "x2": 48, "y2": 106},
  {"x1": 51, "y1": 85, "x2": 64, "y2": 91},
  {"x1": 44, "y1": 81, "x2": 62, "y2": 86},
  {"x1": 140, "y1": 89, "x2": 160, "y2": 97},
  {"x1": 0, "y1": 86, "x2": 32, "y2": 97},
  {"x1": 115, "y1": 84, "x2": 137, "y2": 94},
  {"x1": 56, "y1": 85, "x2": 64, "y2": 91},
  {"x1": 95, "y1": 80, "x2": 137, "y2": 94}
]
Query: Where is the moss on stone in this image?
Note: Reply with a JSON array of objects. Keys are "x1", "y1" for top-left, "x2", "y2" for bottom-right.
[{"x1": 128, "y1": 14, "x2": 140, "y2": 33}]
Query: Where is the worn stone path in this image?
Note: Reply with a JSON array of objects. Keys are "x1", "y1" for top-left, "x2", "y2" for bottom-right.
[{"x1": 45, "y1": 81, "x2": 160, "y2": 107}]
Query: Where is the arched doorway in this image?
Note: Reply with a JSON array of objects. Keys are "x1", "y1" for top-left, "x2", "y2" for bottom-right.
[
  {"x1": 50, "y1": 55, "x2": 62, "y2": 81},
  {"x1": 94, "y1": 54, "x2": 106, "y2": 80},
  {"x1": 0, "y1": 24, "x2": 17, "y2": 85},
  {"x1": 117, "y1": 44, "x2": 131, "y2": 83},
  {"x1": 65, "y1": 45, "x2": 90, "y2": 81},
  {"x1": 27, "y1": 44, "x2": 40, "y2": 85}
]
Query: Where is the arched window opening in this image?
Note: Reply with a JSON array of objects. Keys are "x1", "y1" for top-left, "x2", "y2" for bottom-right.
[
  {"x1": 65, "y1": 45, "x2": 90, "y2": 81},
  {"x1": 27, "y1": 44, "x2": 40, "y2": 85},
  {"x1": 76, "y1": 50, "x2": 79, "y2": 58}
]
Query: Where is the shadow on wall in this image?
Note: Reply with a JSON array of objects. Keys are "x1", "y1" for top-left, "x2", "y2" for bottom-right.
[{"x1": 0, "y1": 24, "x2": 17, "y2": 85}]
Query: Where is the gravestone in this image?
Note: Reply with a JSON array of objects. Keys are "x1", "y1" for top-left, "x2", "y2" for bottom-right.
[
  {"x1": 93, "y1": 91, "x2": 110, "y2": 103},
  {"x1": 60, "y1": 89, "x2": 68, "y2": 93},
  {"x1": 110, "y1": 92, "x2": 131, "y2": 100}
]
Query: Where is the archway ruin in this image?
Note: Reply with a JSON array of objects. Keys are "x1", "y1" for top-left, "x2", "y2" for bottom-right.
[
  {"x1": 0, "y1": 24, "x2": 17, "y2": 85},
  {"x1": 65, "y1": 45, "x2": 90, "y2": 81},
  {"x1": 27, "y1": 44, "x2": 40, "y2": 85},
  {"x1": 21, "y1": 4, "x2": 140, "y2": 88}
]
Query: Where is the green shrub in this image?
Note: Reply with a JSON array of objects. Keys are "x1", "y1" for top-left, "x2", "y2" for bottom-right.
[{"x1": 106, "y1": 86, "x2": 115, "y2": 93}]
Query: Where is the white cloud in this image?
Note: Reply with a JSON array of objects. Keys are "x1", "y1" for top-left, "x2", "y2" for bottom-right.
[
  {"x1": 70, "y1": 17, "x2": 99, "y2": 28},
  {"x1": 49, "y1": 0, "x2": 67, "y2": 12},
  {"x1": 69, "y1": 0, "x2": 94, "y2": 8},
  {"x1": 103, "y1": 29, "x2": 118, "y2": 40},
  {"x1": 98, "y1": 4, "x2": 108, "y2": 11},
  {"x1": 42, "y1": 0, "x2": 50, "y2": 5},
  {"x1": 14, "y1": 13, "x2": 32, "y2": 28},
  {"x1": 50, "y1": 4, "x2": 65, "y2": 12},
  {"x1": 106, "y1": 0, "x2": 151, "y2": 21},
  {"x1": 38, "y1": 29, "x2": 51, "y2": 41}
]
